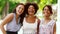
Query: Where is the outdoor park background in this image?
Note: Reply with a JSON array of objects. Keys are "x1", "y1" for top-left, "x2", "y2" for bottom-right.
[{"x1": 0, "y1": 0, "x2": 57, "y2": 34}]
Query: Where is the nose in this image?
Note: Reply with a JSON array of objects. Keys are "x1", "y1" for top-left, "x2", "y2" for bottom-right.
[
  {"x1": 19, "y1": 9, "x2": 23, "y2": 12},
  {"x1": 44, "y1": 10, "x2": 48, "y2": 13},
  {"x1": 31, "y1": 8, "x2": 33, "y2": 10}
]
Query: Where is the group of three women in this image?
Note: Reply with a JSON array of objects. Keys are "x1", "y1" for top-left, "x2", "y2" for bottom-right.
[{"x1": 0, "y1": 2, "x2": 56, "y2": 34}]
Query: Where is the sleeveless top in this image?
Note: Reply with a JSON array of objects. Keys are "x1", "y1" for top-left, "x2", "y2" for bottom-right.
[
  {"x1": 23, "y1": 18, "x2": 38, "y2": 34},
  {"x1": 6, "y1": 13, "x2": 21, "y2": 32},
  {"x1": 39, "y1": 19, "x2": 56, "y2": 34}
]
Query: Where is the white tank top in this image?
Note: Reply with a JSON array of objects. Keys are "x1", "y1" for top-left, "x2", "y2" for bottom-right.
[
  {"x1": 23, "y1": 18, "x2": 38, "y2": 34},
  {"x1": 39, "y1": 19, "x2": 56, "y2": 34}
]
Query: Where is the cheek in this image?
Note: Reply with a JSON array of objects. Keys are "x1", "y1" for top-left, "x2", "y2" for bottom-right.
[
  {"x1": 33, "y1": 9, "x2": 35, "y2": 12},
  {"x1": 43, "y1": 11, "x2": 52, "y2": 16},
  {"x1": 16, "y1": 8, "x2": 19, "y2": 12},
  {"x1": 22, "y1": 10, "x2": 24, "y2": 13},
  {"x1": 43, "y1": 11, "x2": 48, "y2": 16},
  {"x1": 43, "y1": 11, "x2": 46, "y2": 14},
  {"x1": 48, "y1": 11, "x2": 51, "y2": 14}
]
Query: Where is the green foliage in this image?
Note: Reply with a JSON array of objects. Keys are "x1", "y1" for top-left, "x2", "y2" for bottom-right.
[
  {"x1": 0, "y1": 0, "x2": 5, "y2": 15},
  {"x1": 34, "y1": 0, "x2": 40, "y2": 4},
  {"x1": 9, "y1": 1, "x2": 18, "y2": 13},
  {"x1": 0, "y1": 0, "x2": 57, "y2": 13},
  {"x1": 0, "y1": 0, "x2": 57, "y2": 17},
  {"x1": 38, "y1": 0, "x2": 57, "y2": 11},
  {"x1": 9, "y1": 0, "x2": 20, "y2": 3},
  {"x1": 51, "y1": 0, "x2": 57, "y2": 4}
]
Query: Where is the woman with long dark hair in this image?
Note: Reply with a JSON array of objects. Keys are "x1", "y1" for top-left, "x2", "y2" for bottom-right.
[{"x1": 0, "y1": 3, "x2": 26, "y2": 34}]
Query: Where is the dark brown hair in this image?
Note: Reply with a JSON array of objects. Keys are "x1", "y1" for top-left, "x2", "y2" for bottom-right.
[
  {"x1": 25, "y1": 3, "x2": 39, "y2": 15},
  {"x1": 13, "y1": 3, "x2": 26, "y2": 26},
  {"x1": 43, "y1": 5, "x2": 53, "y2": 14}
]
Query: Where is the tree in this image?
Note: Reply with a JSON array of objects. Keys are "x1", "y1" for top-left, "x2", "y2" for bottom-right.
[{"x1": 2, "y1": 0, "x2": 9, "y2": 19}]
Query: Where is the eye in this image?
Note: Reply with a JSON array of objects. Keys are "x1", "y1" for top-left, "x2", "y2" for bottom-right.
[{"x1": 19, "y1": 7, "x2": 21, "y2": 9}]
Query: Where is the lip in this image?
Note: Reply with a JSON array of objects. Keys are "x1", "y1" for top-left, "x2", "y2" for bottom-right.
[{"x1": 18, "y1": 11, "x2": 22, "y2": 13}]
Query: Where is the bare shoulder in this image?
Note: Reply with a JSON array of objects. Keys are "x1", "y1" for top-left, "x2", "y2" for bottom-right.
[
  {"x1": 1, "y1": 13, "x2": 14, "y2": 25},
  {"x1": 36, "y1": 16, "x2": 40, "y2": 21},
  {"x1": 4, "y1": 13, "x2": 14, "y2": 21},
  {"x1": 5, "y1": 13, "x2": 14, "y2": 18},
  {"x1": 35, "y1": 16, "x2": 40, "y2": 23},
  {"x1": 8, "y1": 13, "x2": 14, "y2": 17}
]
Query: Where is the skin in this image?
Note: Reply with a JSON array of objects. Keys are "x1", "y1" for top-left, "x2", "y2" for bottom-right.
[
  {"x1": 0, "y1": 5, "x2": 24, "y2": 34},
  {"x1": 25, "y1": 5, "x2": 40, "y2": 34},
  {"x1": 26, "y1": 5, "x2": 36, "y2": 24},
  {"x1": 43, "y1": 6, "x2": 56, "y2": 34}
]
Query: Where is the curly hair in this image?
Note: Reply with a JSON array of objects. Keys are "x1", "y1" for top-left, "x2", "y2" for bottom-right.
[{"x1": 25, "y1": 2, "x2": 39, "y2": 15}]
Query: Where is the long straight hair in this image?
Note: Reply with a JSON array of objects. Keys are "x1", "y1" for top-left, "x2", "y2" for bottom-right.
[{"x1": 12, "y1": 3, "x2": 26, "y2": 26}]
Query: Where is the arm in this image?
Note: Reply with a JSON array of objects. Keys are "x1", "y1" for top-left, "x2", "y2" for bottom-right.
[
  {"x1": 37, "y1": 18, "x2": 40, "y2": 34},
  {"x1": 53, "y1": 23, "x2": 56, "y2": 34},
  {"x1": 0, "y1": 13, "x2": 14, "y2": 34}
]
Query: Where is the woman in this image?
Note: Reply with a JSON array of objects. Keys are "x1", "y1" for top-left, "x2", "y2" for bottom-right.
[
  {"x1": 39, "y1": 5, "x2": 56, "y2": 34},
  {"x1": 23, "y1": 3, "x2": 40, "y2": 34},
  {"x1": 0, "y1": 3, "x2": 26, "y2": 34}
]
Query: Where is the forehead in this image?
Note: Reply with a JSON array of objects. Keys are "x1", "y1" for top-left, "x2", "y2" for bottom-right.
[
  {"x1": 44, "y1": 6, "x2": 49, "y2": 9},
  {"x1": 17, "y1": 5, "x2": 24, "y2": 8},
  {"x1": 29, "y1": 5, "x2": 34, "y2": 8}
]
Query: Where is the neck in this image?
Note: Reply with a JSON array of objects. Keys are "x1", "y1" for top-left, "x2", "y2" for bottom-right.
[
  {"x1": 29, "y1": 15, "x2": 34, "y2": 17},
  {"x1": 44, "y1": 17, "x2": 51, "y2": 20},
  {"x1": 28, "y1": 15, "x2": 35, "y2": 18},
  {"x1": 16, "y1": 13, "x2": 19, "y2": 18}
]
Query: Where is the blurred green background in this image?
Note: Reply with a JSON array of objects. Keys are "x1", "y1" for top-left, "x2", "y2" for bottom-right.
[{"x1": 0, "y1": 0, "x2": 57, "y2": 20}]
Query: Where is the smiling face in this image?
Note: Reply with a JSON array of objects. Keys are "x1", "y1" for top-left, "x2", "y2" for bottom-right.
[
  {"x1": 43, "y1": 6, "x2": 52, "y2": 17},
  {"x1": 16, "y1": 5, "x2": 24, "y2": 16},
  {"x1": 28, "y1": 5, "x2": 35, "y2": 15}
]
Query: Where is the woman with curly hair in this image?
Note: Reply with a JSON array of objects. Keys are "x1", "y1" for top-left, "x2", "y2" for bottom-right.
[{"x1": 23, "y1": 3, "x2": 40, "y2": 34}]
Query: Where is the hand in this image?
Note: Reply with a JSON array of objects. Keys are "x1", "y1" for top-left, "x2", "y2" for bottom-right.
[
  {"x1": 3, "y1": 33, "x2": 6, "y2": 34},
  {"x1": 3, "y1": 32, "x2": 6, "y2": 34}
]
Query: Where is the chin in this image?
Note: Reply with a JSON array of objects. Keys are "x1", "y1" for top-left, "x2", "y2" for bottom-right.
[
  {"x1": 29, "y1": 13, "x2": 34, "y2": 14},
  {"x1": 29, "y1": 14, "x2": 33, "y2": 15},
  {"x1": 17, "y1": 13, "x2": 20, "y2": 15}
]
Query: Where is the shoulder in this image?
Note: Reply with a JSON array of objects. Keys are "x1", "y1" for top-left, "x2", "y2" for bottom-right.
[
  {"x1": 51, "y1": 19, "x2": 56, "y2": 24},
  {"x1": 35, "y1": 16, "x2": 40, "y2": 20},
  {"x1": 6, "y1": 13, "x2": 14, "y2": 18},
  {"x1": 48, "y1": 19, "x2": 56, "y2": 27},
  {"x1": 3, "y1": 13, "x2": 14, "y2": 21},
  {"x1": 36, "y1": 16, "x2": 40, "y2": 24},
  {"x1": 51, "y1": 19, "x2": 56, "y2": 22},
  {"x1": 8, "y1": 13, "x2": 14, "y2": 16},
  {"x1": 1, "y1": 13, "x2": 14, "y2": 25}
]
